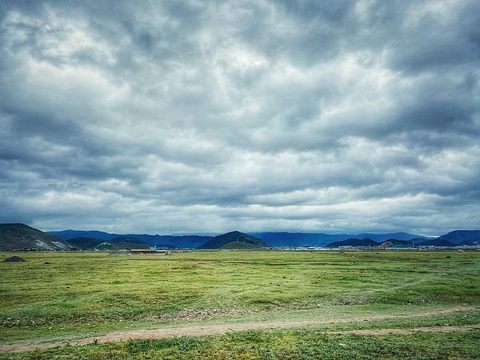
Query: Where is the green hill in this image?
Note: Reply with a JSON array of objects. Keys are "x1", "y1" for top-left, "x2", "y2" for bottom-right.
[
  {"x1": 377, "y1": 239, "x2": 414, "y2": 248},
  {"x1": 0, "y1": 224, "x2": 72, "y2": 251},
  {"x1": 197, "y1": 231, "x2": 271, "y2": 249},
  {"x1": 438, "y1": 230, "x2": 480, "y2": 245}
]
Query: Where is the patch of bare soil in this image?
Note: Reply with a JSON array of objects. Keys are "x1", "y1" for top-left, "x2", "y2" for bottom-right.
[
  {"x1": 330, "y1": 324, "x2": 480, "y2": 336},
  {"x1": 1, "y1": 307, "x2": 478, "y2": 354},
  {"x1": 146, "y1": 307, "x2": 248, "y2": 322}
]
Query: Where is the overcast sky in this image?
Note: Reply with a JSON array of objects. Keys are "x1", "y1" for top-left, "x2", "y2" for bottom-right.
[{"x1": 1, "y1": 0, "x2": 479, "y2": 236}]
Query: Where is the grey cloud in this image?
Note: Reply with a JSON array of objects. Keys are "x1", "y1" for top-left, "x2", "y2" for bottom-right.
[
  {"x1": 386, "y1": 2, "x2": 480, "y2": 73},
  {"x1": 0, "y1": 0, "x2": 479, "y2": 235},
  {"x1": 276, "y1": 0, "x2": 356, "y2": 22},
  {"x1": 388, "y1": 39, "x2": 477, "y2": 73}
]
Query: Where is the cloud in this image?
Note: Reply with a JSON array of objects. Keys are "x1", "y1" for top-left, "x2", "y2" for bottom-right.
[{"x1": 0, "y1": 0, "x2": 479, "y2": 235}]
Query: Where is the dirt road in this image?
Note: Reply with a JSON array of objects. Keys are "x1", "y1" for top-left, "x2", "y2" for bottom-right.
[{"x1": 1, "y1": 307, "x2": 478, "y2": 354}]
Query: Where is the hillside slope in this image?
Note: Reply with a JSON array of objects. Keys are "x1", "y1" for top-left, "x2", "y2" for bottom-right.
[
  {"x1": 0, "y1": 224, "x2": 72, "y2": 251},
  {"x1": 438, "y1": 230, "x2": 480, "y2": 245},
  {"x1": 376, "y1": 239, "x2": 414, "y2": 248},
  {"x1": 197, "y1": 231, "x2": 271, "y2": 249}
]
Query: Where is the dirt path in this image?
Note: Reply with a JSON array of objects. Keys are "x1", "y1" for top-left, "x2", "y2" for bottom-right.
[{"x1": 1, "y1": 307, "x2": 478, "y2": 354}]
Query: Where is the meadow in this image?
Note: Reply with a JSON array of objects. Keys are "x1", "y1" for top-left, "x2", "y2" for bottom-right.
[{"x1": 1, "y1": 250, "x2": 479, "y2": 358}]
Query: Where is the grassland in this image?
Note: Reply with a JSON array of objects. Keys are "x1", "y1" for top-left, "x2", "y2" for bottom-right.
[{"x1": 1, "y1": 250, "x2": 479, "y2": 358}]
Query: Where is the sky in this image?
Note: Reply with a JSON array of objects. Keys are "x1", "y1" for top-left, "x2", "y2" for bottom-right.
[{"x1": 0, "y1": 0, "x2": 479, "y2": 236}]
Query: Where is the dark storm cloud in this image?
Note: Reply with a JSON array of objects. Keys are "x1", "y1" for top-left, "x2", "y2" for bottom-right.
[
  {"x1": 386, "y1": 5, "x2": 480, "y2": 73},
  {"x1": 0, "y1": 0, "x2": 479, "y2": 235}
]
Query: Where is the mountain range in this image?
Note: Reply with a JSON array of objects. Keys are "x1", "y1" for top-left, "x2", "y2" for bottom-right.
[
  {"x1": 250, "y1": 232, "x2": 428, "y2": 248},
  {"x1": 50, "y1": 229, "x2": 428, "y2": 248},
  {"x1": 66, "y1": 236, "x2": 153, "y2": 250},
  {"x1": 0, "y1": 224, "x2": 478, "y2": 251},
  {"x1": 49, "y1": 230, "x2": 210, "y2": 249},
  {"x1": 324, "y1": 230, "x2": 480, "y2": 248}
]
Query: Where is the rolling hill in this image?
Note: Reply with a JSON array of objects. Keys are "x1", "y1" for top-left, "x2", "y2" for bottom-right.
[
  {"x1": 376, "y1": 239, "x2": 414, "y2": 248},
  {"x1": 437, "y1": 230, "x2": 480, "y2": 245},
  {"x1": 197, "y1": 231, "x2": 271, "y2": 249},
  {"x1": 0, "y1": 224, "x2": 72, "y2": 251}
]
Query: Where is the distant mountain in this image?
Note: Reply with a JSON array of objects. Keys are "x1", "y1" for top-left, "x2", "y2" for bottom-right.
[
  {"x1": 252, "y1": 232, "x2": 426, "y2": 248},
  {"x1": 437, "y1": 230, "x2": 480, "y2": 245},
  {"x1": 409, "y1": 238, "x2": 431, "y2": 246},
  {"x1": 66, "y1": 236, "x2": 150, "y2": 249},
  {"x1": 66, "y1": 237, "x2": 105, "y2": 249},
  {"x1": 154, "y1": 244, "x2": 179, "y2": 249},
  {"x1": 377, "y1": 239, "x2": 414, "y2": 249},
  {"x1": 0, "y1": 224, "x2": 72, "y2": 251},
  {"x1": 50, "y1": 230, "x2": 211, "y2": 248},
  {"x1": 326, "y1": 238, "x2": 380, "y2": 248},
  {"x1": 416, "y1": 239, "x2": 454, "y2": 247},
  {"x1": 250, "y1": 232, "x2": 345, "y2": 247},
  {"x1": 50, "y1": 230, "x2": 118, "y2": 241},
  {"x1": 353, "y1": 232, "x2": 426, "y2": 242},
  {"x1": 325, "y1": 238, "x2": 420, "y2": 249},
  {"x1": 197, "y1": 231, "x2": 271, "y2": 249},
  {"x1": 48, "y1": 228, "x2": 480, "y2": 249},
  {"x1": 325, "y1": 234, "x2": 479, "y2": 249},
  {"x1": 110, "y1": 236, "x2": 147, "y2": 245}
]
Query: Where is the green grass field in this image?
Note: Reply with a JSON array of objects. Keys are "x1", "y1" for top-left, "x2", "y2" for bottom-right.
[{"x1": 1, "y1": 250, "x2": 479, "y2": 358}]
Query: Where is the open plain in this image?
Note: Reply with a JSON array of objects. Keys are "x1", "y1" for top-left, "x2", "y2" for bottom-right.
[{"x1": 1, "y1": 250, "x2": 479, "y2": 359}]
